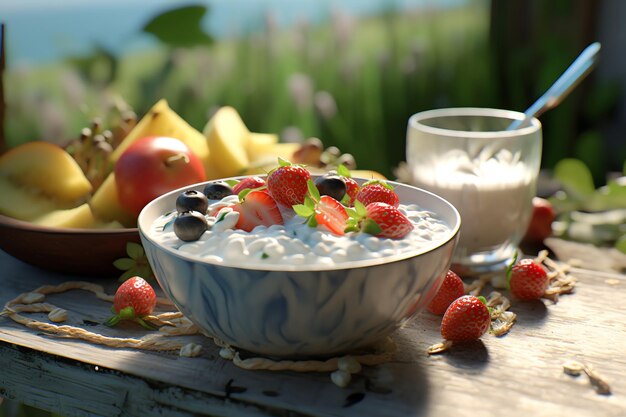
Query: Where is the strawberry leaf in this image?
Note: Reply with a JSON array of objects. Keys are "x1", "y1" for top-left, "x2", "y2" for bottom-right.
[
  {"x1": 337, "y1": 164, "x2": 352, "y2": 178},
  {"x1": 293, "y1": 204, "x2": 315, "y2": 217},
  {"x1": 136, "y1": 317, "x2": 157, "y2": 331},
  {"x1": 362, "y1": 218, "x2": 382, "y2": 236},
  {"x1": 278, "y1": 157, "x2": 291, "y2": 167},
  {"x1": 127, "y1": 242, "x2": 145, "y2": 260},
  {"x1": 505, "y1": 250, "x2": 519, "y2": 288},
  {"x1": 477, "y1": 295, "x2": 488, "y2": 306},
  {"x1": 307, "y1": 179, "x2": 320, "y2": 202},
  {"x1": 225, "y1": 179, "x2": 239, "y2": 187},
  {"x1": 340, "y1": 193, "x2": 351, "y2": 205}
]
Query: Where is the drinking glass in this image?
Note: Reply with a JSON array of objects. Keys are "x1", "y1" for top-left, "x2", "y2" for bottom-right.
[{"x1": 406, "y1": 108, "x2": 542, "y2": 275}]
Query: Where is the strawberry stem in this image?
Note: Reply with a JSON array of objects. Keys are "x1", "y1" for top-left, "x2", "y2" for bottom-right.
[{"x1": 505, "y1": 250, "x2": 519, "y2": 289}]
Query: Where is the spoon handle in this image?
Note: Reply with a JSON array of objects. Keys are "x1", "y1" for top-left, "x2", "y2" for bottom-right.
[{"x1": 507, "y1": 42, "x2": 601, "y2": 130}]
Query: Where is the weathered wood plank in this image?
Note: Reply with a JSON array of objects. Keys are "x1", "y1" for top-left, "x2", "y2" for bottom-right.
[{"x1": 0, "y1": 249, "x2": 625, "y2": 417}]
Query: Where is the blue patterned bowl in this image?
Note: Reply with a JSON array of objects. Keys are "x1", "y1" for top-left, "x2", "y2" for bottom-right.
[{"x1": 138, "y1": 177, "x2": 460, "y2": 358}]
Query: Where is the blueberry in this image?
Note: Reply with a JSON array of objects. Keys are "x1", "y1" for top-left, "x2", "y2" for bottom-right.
[
  {"x1": 315, "y1": 174, "x2": 347, "y2": 202},
  {"x1": 174, "y1": 211, "x2": 209, "y2": 242},
  {"x1": 176, "y1": 190, "x2": 209, "y2": 214},
  {"x1": 203, "y1": 181, "x2": 234, "y2": 200}
]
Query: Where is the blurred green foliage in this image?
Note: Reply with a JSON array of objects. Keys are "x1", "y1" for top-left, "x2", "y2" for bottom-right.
[{"x1": 3, "y1": 1, "x2": 623, "y2": 181}]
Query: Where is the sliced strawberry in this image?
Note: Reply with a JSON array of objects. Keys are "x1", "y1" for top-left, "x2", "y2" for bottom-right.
[
  {"x1": 356, "y1": 180, "x2": 399, "y2": 207},
  {"x1": 232, "y1": 190, "x2": 284, "y2": 232},
  {"x1": 315, "y1": 195, "x2": 349, "y2": 235},
  {"x1": 267, "y1": 160, "x2": 311, "y2": 206},
  {"x1": 232, "y1": 176, "x2": 266, "y2": 195},
  {"x1": 365, "y1": 202, "x2": 413, "y2": 239}
]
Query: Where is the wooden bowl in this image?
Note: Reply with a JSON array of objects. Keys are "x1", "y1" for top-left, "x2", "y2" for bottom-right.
[{"x1": 0, "y1": 214, "x2": 141, "y2": 277}]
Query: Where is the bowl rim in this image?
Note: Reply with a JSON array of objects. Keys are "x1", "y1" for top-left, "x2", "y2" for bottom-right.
[
  {"x1": 0, "y1": 213, "x2": 138, "y2": 236},
  {"x1": 138, "y1": 175, "x2": 461, "y2": 272}
]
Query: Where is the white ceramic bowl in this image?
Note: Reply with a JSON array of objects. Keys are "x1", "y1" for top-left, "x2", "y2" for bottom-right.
[{"x1": 138, "y1": 176, "x2": 461, "y2": 358}]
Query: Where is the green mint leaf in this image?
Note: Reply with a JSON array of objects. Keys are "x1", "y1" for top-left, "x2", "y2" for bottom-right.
[
  {"x1": 238, "y1": 188, "x2": 252, "y2": 201},
  {"x1": 554, "y1": 158, "x2": 595, "y2": 195},
  {"x1": 127, "y1": 242, "x2": 145, "y2": 260},
  {"x1": 216, "y1": 210, "x2": 228, "y2": 223},
  {"x1": 261, "y1": 252, "x2": 269, "y2": 259},
  {"x1": 307, "y1": 179, "x2": 320, "y2": 202},
  {"x1": 293, "y1": 204, "x2": 315, "y2": 217},
  {"x1": 362, "y1": 218, "x2": 382, "y2": 236},
  {"x1": 113, "y1": 258, "x2": 135, "y2": 271},
  {"x1": 345, "y1": 207, "x2": 359, "y2": 219},
  {"x1": 118, "y1": 269, "x2": 137, "y2": 283},
  {"x1": 354, "y1": 200, "x2": 367, "y2": 217},
  {"x1": 304, "y1": 195, "x2": 316, "y2": 210},
  {"x1": 337, "y1": 164, "x2": 351, "y2": 178}
]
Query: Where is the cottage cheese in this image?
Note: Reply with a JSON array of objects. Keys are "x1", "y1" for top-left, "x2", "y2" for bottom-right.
[{"x1": 149, "y1": 195, "x2": 451, "y2": 267}]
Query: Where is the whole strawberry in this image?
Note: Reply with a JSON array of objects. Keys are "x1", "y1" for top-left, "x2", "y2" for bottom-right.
[
  {"x1": 343, "y1": 177, "x2": 360, "y2": 206},
  {"x1": 355, "y1": 180, "x2": 399, "y2": 207},
  {"x1": 335, "y1": 164, "x2": 360, "y2": 206},
  {"x1": 364, "y1": 202, "x2": 413, "y2": 239},
  {"x1": 427, "y1": 270, "x2": 466, "y2": 315},
  {"x1": 509, "y1": 258, "x2": 549, "y2": 300},
  {"x1": 267, "y1": 158, "x2": 311, "y2": 206},
  {"x1": 105, "y1": 276, "x2": 157, "y2": 329},
  {"x1": 441, "y1": 295, "x2": 491, "y2": 342},
  {"x1": 232, "y1": 176, "x2": 266, "y2": 195}
]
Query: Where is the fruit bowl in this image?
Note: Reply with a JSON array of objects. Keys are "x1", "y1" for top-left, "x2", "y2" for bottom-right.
[
  {"x1": 0, "y1": 214, "x2": 140, "y2": 277},
  {"x1": 138, "y1": 176, "x2": 461, "y2": 358}
]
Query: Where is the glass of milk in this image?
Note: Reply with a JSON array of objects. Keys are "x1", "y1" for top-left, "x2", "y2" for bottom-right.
[{"x1": 406, "y1": 107, "x2": 542, "y2": 276}]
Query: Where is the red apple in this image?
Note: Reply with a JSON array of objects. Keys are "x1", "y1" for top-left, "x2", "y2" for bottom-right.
[
  {"x1": 115, "y1": 136, "x2": 206, "y2": 216},
  {"x1": 523, "y1": 197, "x2": 556, "y2": 244}
]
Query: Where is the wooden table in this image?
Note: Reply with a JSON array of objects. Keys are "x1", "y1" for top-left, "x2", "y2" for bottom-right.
[{"x1": 0, "y1": 246, "x2": 624, "y2": 417}]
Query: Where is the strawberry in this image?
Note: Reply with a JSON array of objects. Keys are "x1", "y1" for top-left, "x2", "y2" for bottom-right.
[
  {"x1": 522, "y1": 197, "x2": 556, "y2": 244},
  {"x1": 315, "y1": 195, "x2": 349, "y2": 235},
  {"x1": 427, "y1": 270, "x2": 466, "y2": 315},
  {"x1": 335, "y1": 164, "x2": 360, "y2": 206},
  {"x1": 232, "y1": 190, "x2": 284, "y2": 232},
  {"x1": 355, "y1": 180, "x2": 399, "y2": 208},
  {"x1": 441, "y1": 295, "x2": 491, "y2": 342},
  {"x1": 344, "y1": 177, "x2": 360, "y2": 206},
  {"x1": 105, "y1": 276, "x2": 157, "y2": 329},
  {"x1": 363, "y1": 202, "x2": 413, "y2": 239},
  {"x1": 232, "y1": 176, "x2": 266, "y2": 195},
  {"x1": 508, "y1": 258, "x2": 549, "y2": 300},
  {"x1": 293, "y1": 181, "x2": 349, "y2": 235},
  {"x1": 267, "y1": 158, "x2": 311, "y2": 206}
]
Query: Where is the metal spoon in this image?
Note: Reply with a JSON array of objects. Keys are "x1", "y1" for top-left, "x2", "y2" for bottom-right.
[{"x1": 507, "y1": 42, "x2": 601, "y2": 130}]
